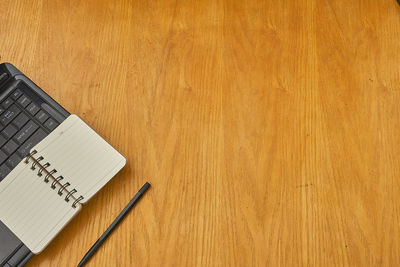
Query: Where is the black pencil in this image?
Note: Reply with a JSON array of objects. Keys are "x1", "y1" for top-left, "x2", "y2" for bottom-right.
[{"x1": 77, "y1": 182, "x2": 151, "y2": 267}]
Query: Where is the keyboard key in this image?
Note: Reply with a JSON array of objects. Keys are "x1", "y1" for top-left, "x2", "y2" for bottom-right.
[
  {"x1": 2, "y1": 124, "x2": 17, "y2": 138},
  {"x1": 6, "y1": 153, "x2": 22, "y2": 169},
  {"x1": 9, "y1": 104, "x2": 20, "y2": 114},
  {"x1": 17, "y1": 94, "x2": 31, "y2": 108},
  {"x1": 0, "y1": 150, "x2": 7, "y2": 164},
  {"x1": 0, "y1": 164, "x2": 11, "y2": 181},
  {"x1": 2, "y1": 98, "x2": 13, "y2": 109},
  {"x1": 17, "y1": 128, "x2": 46, "y2": 157},
  {"x1": 0, "y1": 105, "x2": 20, "y2": 125},
  {"x1": 35, "y1": 110, "x2": 49, "y2": 124},
  {"x1": 3, "y1": 140, "x2": 18, "y2": 155},
  {"x1": 0, "y1": 135, "x2": 6, "y2": 147},
  {"x1": 11, "y1": 89, "x2": 22, "y2": 100},
  {"x1": 7, "y1": 245, "x2": 31, "y2": 266},
  {"x1": 41, "y1": 103, "x2": 63, "y2": 123},
  {"x1": 13, "y1": 113, "x2": 29, "y2": 129},
  {"x1": 0, "y1": 107, "x2": 4, "y2": 114},
  {"x1": 44, "y1": 118, "x2": 58, "y2": 131},
  {"x1": 0, "y1": 73, "x2": 8, "y2": 84},
  {"x1": 0, "y1": 221, "x2": 23, "y2": 263},
  {"x1": 14, "y1": 121, "x2": 38, "y2": 144},
  {"x1": 26, "y1": 102, "x2": 40, "y2": 116}
]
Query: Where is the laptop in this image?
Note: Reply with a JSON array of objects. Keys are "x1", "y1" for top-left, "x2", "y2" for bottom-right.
[{"x1": 0, "y1": 63, "x2": 70, "y2": 267}]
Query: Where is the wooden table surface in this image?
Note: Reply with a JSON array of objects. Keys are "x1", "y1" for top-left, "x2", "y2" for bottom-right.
[{"x1": 1, "y1": 0, "x2": 400, "y2": 266}]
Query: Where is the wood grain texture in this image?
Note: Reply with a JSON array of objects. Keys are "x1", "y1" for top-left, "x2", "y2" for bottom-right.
[{"x1": 1, "y1": 0, "x2": 399, "y2": 266}]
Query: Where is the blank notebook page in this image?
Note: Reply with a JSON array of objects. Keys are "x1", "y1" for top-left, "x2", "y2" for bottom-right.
[
  {"x1": 32, "y1": 114, "x2": 126, "y2": 202},
  {"x1": 0, "y1": 114, "x2": 126, "y2": 253},
  {"x1": 0, "y1": 161, "x2": 81, "y2": 253}
]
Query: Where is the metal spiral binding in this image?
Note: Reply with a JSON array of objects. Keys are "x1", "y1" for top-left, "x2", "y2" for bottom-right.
[
  {"x1": 72, "y1": 196, "x2": 84, "y2": 208},
  {"x1": 38, "y1": 162, "x2": 50, "y2": 176},
  {"x1": 31, "y1": 156, "x2": 43, "y2": 170},
  {"x1": 58, "y1": 182, "x2": 70, "y2": 195},
  {"x1": 24, "y1": 150, "x2": 84, "y2": 209},
  {"x1": 45, "y1": 169, "x2": 57, "y2": 183},
  {"x1": 51, "y1": 175, "x2": 64, "y2": 189},
  {"x1": 65, "y1": 188, "x2": 77, "y2": 202},
  {"x1": 25, "y1": 150, "x2": 37, "y2": 163}
]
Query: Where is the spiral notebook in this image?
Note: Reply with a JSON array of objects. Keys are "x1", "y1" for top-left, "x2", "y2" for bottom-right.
[{"x1": 0, "y1": 115, "x2": 126, "y2": 254}]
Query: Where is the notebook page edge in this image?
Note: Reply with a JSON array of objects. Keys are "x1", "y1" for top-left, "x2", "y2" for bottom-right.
[
  {"x1": 30, "y1": 203, "x2": 82, "y2": 254},
  {"x1": 80, "y1": 157, "x2": 126, "y2": 203}
]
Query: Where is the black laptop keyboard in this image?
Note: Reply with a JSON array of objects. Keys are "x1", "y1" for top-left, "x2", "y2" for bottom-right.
[
  {"x1": 0, "y1": 86, "x2": 59, "y2": 182},
  {"x1": 0, "y1": 65, "x2": 69, "y2": 267}
]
